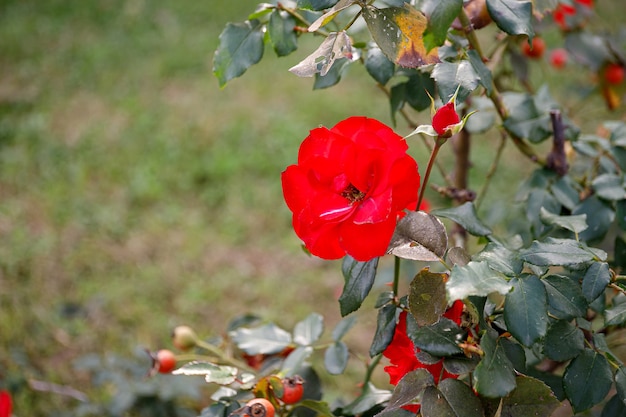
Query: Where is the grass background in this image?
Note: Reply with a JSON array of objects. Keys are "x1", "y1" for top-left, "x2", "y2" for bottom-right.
[{"x1": 0, "y1": 0, "x2": 623, "y2": 415}]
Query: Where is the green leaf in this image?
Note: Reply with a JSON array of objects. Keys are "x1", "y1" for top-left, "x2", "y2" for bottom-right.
[
  {"x1": 268, "y1": 11, "x2": 297, "y2": 57},
  {"x1": 606, "y1": 302, "x2": 626, "y2": 326},
  {"x1": 332, "y1": 315, "x2": 357, "y2": 341},
  {"x1": 602, "y1": 394, "x2": 626, "y2": 417},
  {"x1": 550, "y1": 176, "x2": 581, "y2": 210},
  {"x1": 486, "y1": 0, "x2": 534, "y2": 38},
  {"x1": 543, "y1": 320, "x2": 584, "y2": 361},
  {"x1": 290, "y1": 31, "x2": 352, "y2": 78},
  {"x1": 200, "y1": 401, "x2": 242, "y2": 417},
  {"x1": 308, "y1": 0, "x2": 355, "y2": 32},
  {"x1": 616, "y1": 366, "x2": 626, "y2": 407},
  {"x1": 281, "y1": 346, "x2": 314, "y2": 375},
  {"x1": 370, "y1": 304, "x2": 398, "y2": 357},
  {"x1": 344, "y1": 382, "x2": 392, "y2": 415},
  {"x1": 313, "y1": 57, "x2": 350, "y2": 89},
  {"x1": 376, "y1": 369, "x2": 433, "y2": 416},
  {"x1": 504, "y1": 275, "x2": 549, "y2": 347},
  {"x1": 617, "y1": 200, "x2": 626, "y2": 230},
  {"x1": 172, "y1": 361, "x2": 238, "y2": 385},
  {"x1": 421, "y1": 379, "x2": 483, "y2": 417},
  {"x1": 298, "y1": 400, "x2": 336, "y2": 417},
  {"x1": 324, "y1": 341, "x2": 349, "y2": 375},
  {"x1": 422, "y1": 0, "x2": 463, "y2": 52},
  {"x1": 293, "y1": 312, "x2": 324, "y2": 346},
  {"x1": 408, "y1": 268, "x2": 448, "y2": 326},
  {"x1": 230, "y1": 323, "x2": 292, "y2": 355},
  {"x1": 361, "y1": 4, "x2": 439, "y2": 68},
  {"x1": 409, "y1": 318, "x2": 464, "y2": 357},
  {"x1": 405, "y1": 70, "x2": 436, "y2": 110},
  {"x1": 499, "y1": 376, "x2": 560, "y2": 417},
  {"x1": 365, "y1": 43, "x2": 396, "y2": 85},
  {"x1": 431, "y1": 60, "x2": 481, "y2": 103},
  {"x1": 564, "y1": 31, "x2": 612, "y2": 72},
  {"x1": 467, "y1": 50, "x2": 493, "y2": 95},
  {"x1": 573, "y1": 196, "x2": 615, "y2": 242},
  {"x1": 297, "y1": 0, "x2": 339, "y2": 11},
  {"x1": 501, "y1": 92, "x2": 552, "y2": 143},
  {"x1": 387, "y1": 211, "x2": 448, "y2": 261},
  {"x1": 473, "y1": 329, "x2": 516, "y2": 398},
  {"x1": 519, "y1": 238, "x2": 596, "y2": 267},
  {"x1": 582, "y1": 262, "x2": 611, "y2": 302},
  {"x1": 474, "y1": 242, "x2": 523, "y2": 276},
  {"x1": 539, "y1": 207, "x2": 588, "y2": 235},
  {"x1": 563, "y1": 349, "x2": 613, "y2": 413},
  {"x1": 447, "y1": 261, "x2": 512, "y2": 302},
  {"x1": 339, "y1": 256, "x2": 379, "y2": 316},
  {"x1": 213, "y1": 20, "x2": 265, "y2": 87},
  {"x1": 542, "y1": 275, "x2": 588, "y2": 320},
  {"x1": 432, "y1": 202, "x2": 492, "y2": 236},
  {"x1": 592, "y1": 173, "x2": 626, "y2": 201}
]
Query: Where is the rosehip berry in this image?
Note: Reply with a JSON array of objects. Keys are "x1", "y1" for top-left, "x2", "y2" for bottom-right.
[
  {"x1": 242, "y1": 398, "x2": 276, "y2": 417},
  {"x1": 156, "y1": 349, "x2": 177, "y2": 373},
  {"x1": 549, "y1": 48, "x2": 568, "y2": 69},
  {"x1": 172, "y1": 325, "x2": 198, "y2": 351},
  {"x1": 522, "y1": 37, "x2": 545, "y2": 59},
  {"x1": 280, "y1": 375, "x2": 304, "y2": 404},
  {"x1": 604, "y1": 63, "x2": 624, "y2": 85}
]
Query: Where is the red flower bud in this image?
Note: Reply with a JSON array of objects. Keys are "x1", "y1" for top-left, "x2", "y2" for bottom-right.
[
  {"x1": 0, "y1": 391, "x2": 12, "y2": 417},
  {"x1": 432, "y1": 102, "x2": 460, "y2": 136}
]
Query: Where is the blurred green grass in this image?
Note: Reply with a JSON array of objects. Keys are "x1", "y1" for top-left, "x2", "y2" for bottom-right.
[{"x1": 0, "y1": 0, "x2": 624, "y2": 414}]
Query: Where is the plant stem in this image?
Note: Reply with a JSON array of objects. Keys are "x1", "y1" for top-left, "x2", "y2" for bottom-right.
[
  {"x1": 417, "y1": 140, "x2": 444, "y2": 210},
  {"x1": 392, "y1": 256, "x2": 401, "y2": 298},
  {"x1": 196, "y1": 340, "x2": 254, "y2": 372},
  {"x1": 362, "y1": 354, "x2": 382, "y2": 388}
]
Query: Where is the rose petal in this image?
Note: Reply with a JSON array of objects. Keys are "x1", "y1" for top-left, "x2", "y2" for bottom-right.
[{"x1": 340, "y1": 218, "x2": 396, "y2": 261}]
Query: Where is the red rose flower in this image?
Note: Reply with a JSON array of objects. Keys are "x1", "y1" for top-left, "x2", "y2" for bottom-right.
[
  {"x1": 282, "y1": 117, "x2": 420, "y2": 261},
  {"x1": 383, "y1": 305, "x2": 463, "y2": 386},
  {"x1": 0, "y1": 391, "x2": 11, "y2": 417},
  {"x1": 431, "y1": 102, "x2": 460, "y2": 137}
]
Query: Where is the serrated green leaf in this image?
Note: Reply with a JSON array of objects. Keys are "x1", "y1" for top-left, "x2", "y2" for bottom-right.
[
  {"x1": 408, "y1": 268, "x2": 448, "y2": 326},
  {"x1": 365, "y1": 43, "x2": 395, "y2": 85},
  {"x1": 616, "y1": 366, "x2": 626, "y2": 407},
  {"x1": 387, "y1": 211, "x2": 448, "y2": 261},
  {"x1": 370, "y1": 304, "x2": 398, "y2": 357},
  {"x1": 230, "y1": 323, "x2": 292, "y2": 355},
  {"x1": 422, "y1": 0, "x2": 463, "y2": 52},
  {"x1": 572, "y1": 196, "x2": 615, "y2": 242},
  {"x1": 486, "y1": 0, "x2": 534, "y2": 38},
  {"x1": 268, "y1": 11, "x2": 297, "y2": 57},
  {"x1": 606, "y1": 302, "x2": 626, "y2": 326},
  {"x1": 550, "y1": 176, "x2": 581, "y2": 210},
  {"x1": 563, "y1": 349, "x2": 613, "y2": 413},
  {"x1": 592, "y1": 173, "x2": 626, "y2": 201},
  {"x1": 361, "y1": 4, "x2": 439, "y2": 68},
  {"x1": 293, "y1": 312, "x2": 324, "y2": 346},
  {"x1": 473, "y1": 329, "x2": 516, "y2": 398},
  {"x1": 332, "y1": 315, "x2": 357, "y2": 341},
  {"x1": 298, "y1": 399, "x2": 336, "y2": 417},
  {"x1": 519, "y1": 238, "x2": 596, "y2": 267},
  {"x1": 542, "y1": 274, "x2": 588, "y2": 320},
  {"x1": 504, "y1": 275, "x2": 549, "y2": 347},
  {"x1": 213, "y1": 20, "x2": 265, "y2": 87},
  {"x1": 376, "y1": 369, "x2": 433, "y2": 417},
  {"x1": 421, "y1": 378, "x2": 483, "y2": 417},
  {"x1": 172, "y1": 361, "x2": 238, "y2": 384},
  {"x1": 345, "y1": 382, "x2": 392, "y2": 415},
  {"x1": 324, "y1": 341, "x2": 349, "y2": 375},
  {"x1": 474, "y1": 242, "x2": 523, "y2": 276},
  {"x1": 432, "y1": 202, "x2": 492, "y2": 236},
  {"x1": 582, "y1": 262, "x2": 611, "y2": 302},
  {"x1": 539, "y1": 207, "x2": 588, "y2": 235},
  {"x1": 544, "y1": 320, "x2": 584, "y2": 361},
  {"x1": 467, "y1": 50, "x2": 493, "y2": 95},
  {"x1": 405, "y1": 70, "x2": 436, "y2": 110},
  {"x1": 431, "y1": 60, "x2": 481, "y2": 103},
  {"x1": 313, "y1": 55, "x2": 350, "y2": 89},
  {"x1": 409, "y1": 318, "x2": 464, "y2": 357},
  {"x1": 499, "y1": 376, "x2": 560, "y2": 417},
  {"x1": 297, "y1": 0, "x2": 339, "y2": 11},
  {"x1": 447, "y1": 261, "x2": 512, "y2": 302},
  {"x1": 281, "y1": 346, "x2": 313, "y2": 375},
  {"x1": 339, "y1": 256, "x2": 379, "y2": 316}
]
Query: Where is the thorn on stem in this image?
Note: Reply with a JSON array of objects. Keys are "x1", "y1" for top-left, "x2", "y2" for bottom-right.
[{"x1": 547, "y1": 109, "x2": 569, "y2": 176}]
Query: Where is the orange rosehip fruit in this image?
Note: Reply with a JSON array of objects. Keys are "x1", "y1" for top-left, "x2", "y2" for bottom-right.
[
  {"x1": 244, "y1": 398, "x2": 276, "y2": 417},
  {"x1": 549, "y1": 48, "x2": 568, "y2": 69},
  {"x1": 522, "y1": 37, "x2": 545, "y2": 59},
  {"x1": 604, "y1": 63, "x2": 625, "y2": 85},
  {"x1": 280, "y1": 375, "x2": 304, "y2": 404},
  {"x1": 156, "y1": 349, "x2": 177, "y2": 373}
]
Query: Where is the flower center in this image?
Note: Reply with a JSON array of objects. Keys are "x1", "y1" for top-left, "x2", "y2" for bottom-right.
[{"x1": 341, "y1": 184, "x2": 365, "y2": 204}]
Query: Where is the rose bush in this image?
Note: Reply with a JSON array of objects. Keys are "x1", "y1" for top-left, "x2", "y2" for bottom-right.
[{"x1": 281, "y1": 116, "x2": 420, "y2": 261}]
